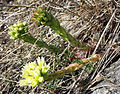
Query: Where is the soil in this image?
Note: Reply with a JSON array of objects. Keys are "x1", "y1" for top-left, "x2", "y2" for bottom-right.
[{"x1": 0, "y1": 0, "x2": 120, "y2": 94}]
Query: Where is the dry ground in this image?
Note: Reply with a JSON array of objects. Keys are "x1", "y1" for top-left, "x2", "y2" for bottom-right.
[{"x1": 0, "y1": 0, "x2": 120, "y2": 94}]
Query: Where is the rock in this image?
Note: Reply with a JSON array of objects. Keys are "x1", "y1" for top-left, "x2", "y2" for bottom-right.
[{"x1": 91, "y1": 59, "x2": 120, "y2": 94}]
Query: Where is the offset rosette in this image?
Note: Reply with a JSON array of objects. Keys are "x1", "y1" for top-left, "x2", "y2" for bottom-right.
[{"x1": 19, "y1": 57, "x2": 49, "y2": 87}]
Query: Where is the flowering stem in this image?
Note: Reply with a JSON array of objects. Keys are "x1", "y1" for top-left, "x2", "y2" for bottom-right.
[
  {"x1": 45, "y1": 54, "x2": 101, "y2": 81},
  {"x1": 32, "y1": 8, "x2": 90, "y2": 50},
  {"x1": 50, "y1": 25, "x2": 89, "y2": 50},
  {"x1": 19, "y1": 54, "x2": 101, "y2": 87},
  {"x1": 8, "y1": 21, "x2": 62, "y2": 54},
  {"x1": 22, "y1": 34, "x2": 62, "y2": 53}
]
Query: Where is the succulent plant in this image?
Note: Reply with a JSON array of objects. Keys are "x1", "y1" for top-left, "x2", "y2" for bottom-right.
[
  {"x1": 8, "y1": 21, "x2": 62, "y2": 53},
  {"x1": 19, "y1": 54, "x2": 100, "y2": 87},
  {"x1": 32, "y1": 8, "x2": 89, "y2": 49}
]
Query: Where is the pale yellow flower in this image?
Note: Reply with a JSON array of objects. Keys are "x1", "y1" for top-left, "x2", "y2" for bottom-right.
[{"x1": 19, "y1": 57, "x2": 49, "y2": 87}]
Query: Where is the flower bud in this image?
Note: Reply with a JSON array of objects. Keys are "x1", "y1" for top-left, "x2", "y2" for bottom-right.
[{"x1": 8, "y1": 21, "x2": 28, "y2": 40}]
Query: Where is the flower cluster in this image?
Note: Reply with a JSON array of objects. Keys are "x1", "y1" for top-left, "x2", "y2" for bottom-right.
[
  {"x1": 32, "y1": 8, "x2": 50, "y2": 25},
  {"x1": 32, "y1": 8, "x2": 60, "y2": 27},
  {"x1": 32, "y1": 8, "x2": 85, "y2": 48},
  {"x1": 19, "y1": 57, "x2": 49, "y2": 87},
  {"x1": 8, "y1": 21, "x2": 28, "y2": 39}
]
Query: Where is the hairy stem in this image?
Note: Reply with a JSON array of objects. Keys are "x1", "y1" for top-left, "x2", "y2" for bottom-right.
[
  {"x1": 22, "y1": 34, "x2": 62, "y2": 54},
  {"x1": 32, "y1": 8, "x2": 90, "y2": 50},
  {"x1": 51, "y1": 25, "x2": 89, "y2": 49},
  {"x1": 45, "y1": 54, "x2": 101, "y2": 81}
]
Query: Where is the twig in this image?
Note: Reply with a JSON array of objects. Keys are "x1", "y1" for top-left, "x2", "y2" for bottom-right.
[
  {"x1": 47, "y1": 1, "x2": 81, "y2": 17},
  {"x1": 0, "y1": 4, "x2": 36, "y2": 8},
  {"x1": 92, "y1": 9, "x2": 117, "y2": 55}
]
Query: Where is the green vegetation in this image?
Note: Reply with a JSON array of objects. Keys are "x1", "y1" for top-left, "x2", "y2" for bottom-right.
[
  {"x1": 8, "y1": 21, "x2": 62, "y2": 53},
  {"x1": 7, "y1": 7, "x2": 101, "y2": 87}
]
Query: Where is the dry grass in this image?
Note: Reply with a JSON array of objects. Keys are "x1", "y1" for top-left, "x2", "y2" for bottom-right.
[{"x1": 0, "y1": 0, "x2": 120, "y2": 94}]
